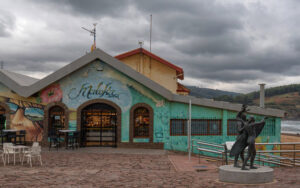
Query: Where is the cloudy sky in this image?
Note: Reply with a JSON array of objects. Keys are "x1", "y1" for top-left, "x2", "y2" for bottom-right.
[{"x1": 1, "y1": 0, "x2": 300, "y2": 93}]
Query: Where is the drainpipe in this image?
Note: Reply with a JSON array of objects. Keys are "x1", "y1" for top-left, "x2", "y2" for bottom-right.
[{"x1": 259, "y1": 83, "x2": 265, "y2": 108}]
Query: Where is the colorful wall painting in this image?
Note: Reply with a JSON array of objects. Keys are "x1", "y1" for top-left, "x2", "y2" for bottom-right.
[
  {"x1": 39, "y1": 84, "x2": 63, "y2": 103},
  {"x1": 0, "y1": 95, "x2": 44, "y2": 142},
  {"x1": 59, "y1": 61, "x2": 133, "y2": 111},
  {"x1": 62, "y1": 60, "x2": 165, "y2": 142}
]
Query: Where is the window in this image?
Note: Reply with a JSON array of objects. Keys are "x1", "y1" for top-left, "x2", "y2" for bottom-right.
[
  {"x1": 227, "y1": 118, "x2": 276, "y2": 136},
  {"x1": 134, "y1": 107, "x2": 150, "y2": 137},
  {"x1": 49, "y1": 106, "x2": 65, "y2": 134},
  {"x1": 170, "y1": 119, "x2": 222, "y2": 136},
  {"x1": 260, "y1": 119, "x2": 276, "y2": 136},
  {"x1": 170, "y1": 119, "x2": 187, "y2": 135},
  {"x1": 227, "y1": 119, "x2": 239, "y2": 136}
]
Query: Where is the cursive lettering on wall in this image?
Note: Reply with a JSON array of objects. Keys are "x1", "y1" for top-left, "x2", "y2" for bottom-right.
[{"x1": 68, "y1": 82, "x2": 120, "y2": 100}]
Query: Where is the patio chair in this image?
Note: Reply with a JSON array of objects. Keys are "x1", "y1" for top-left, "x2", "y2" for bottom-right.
[
  {"x1": 67, "y1": 131, "x2": 80, "y2": 149},
  {"x1": 22, "y1": 145, "x2": 42, "y2": 167},
  {"x1": 73, "y1": 131, "x2": 80, "y2": 149},
  {"x1": 0, "y1": 149, "x2": 5, "y2": 166},
  {"x1": 49, "y1": 129, "x2": 60, "y2": 151},
  {"x1": 3, "y1": 143, "x2": 20, "y2": 164},
  {"x1": 23, "y1": 142, "x2": 40, "y2": 156},
  {"x1": 16, "y1": 130, "x2": 26, "y2": 145},
  {"x1": 32, "y1": 142, "x2": 39, "y2": 147}
]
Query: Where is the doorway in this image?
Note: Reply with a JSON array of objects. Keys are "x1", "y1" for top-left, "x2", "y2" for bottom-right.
[{"x1": 81, "y1": 103, "x2": 117, "y2": 147}]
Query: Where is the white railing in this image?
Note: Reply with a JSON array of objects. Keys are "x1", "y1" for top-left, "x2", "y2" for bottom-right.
[{"x1": 192, "y1": 139, "x2": 300, "y2": 167}]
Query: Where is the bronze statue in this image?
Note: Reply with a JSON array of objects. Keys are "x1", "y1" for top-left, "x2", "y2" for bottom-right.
[
  {"x1": 232, "y1": 104, "x2": 248, "y2": 167},
  {"x1": 230, "y1": 105, "x2": 267, "y2": 170}
]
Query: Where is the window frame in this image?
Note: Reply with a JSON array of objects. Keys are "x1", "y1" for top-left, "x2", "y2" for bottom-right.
[
  {"x1": 170, "y1": 119, "x2": 222, "y2": 136},
  {"x1": 133, "y1": 107, "x2": 150, "y2": 138},
  {"x1": 227, "y1": 119, "x2": 239, "y2": 136},
  {"x1": 129, "y1": 103, "x2": 154, "y2": 143},
  {"x1": 170, "y1": 119, "x2": 187, "y2": 136}
]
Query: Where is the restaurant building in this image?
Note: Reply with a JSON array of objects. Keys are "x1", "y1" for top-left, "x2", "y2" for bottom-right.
[{"x1": 0, "y1": 48, "x2": 284, "y2": 151}]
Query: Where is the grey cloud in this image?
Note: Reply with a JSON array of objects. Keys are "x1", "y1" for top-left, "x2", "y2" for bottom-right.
[
  {"x1": 30, "y1": 0, "x2": 131, "y2": 18},
  {"x1": 174, "y1": 34, "x2": 250, "y2": 55},
  {"x1": 2, "y1": 43, "x2": 86, "y2": 73},
  {"x1": 0, "y1": 10, "x2": 15, "y2": 37},
  {"x1": 134, "y1": 0, "x2": 245, "y2": 38},
  {"x1": 2, "y1": 0, "x2": 300, "y2": 92},
  {"x1": 181, "y1": 48, "x2": 300, "y2": 83}
]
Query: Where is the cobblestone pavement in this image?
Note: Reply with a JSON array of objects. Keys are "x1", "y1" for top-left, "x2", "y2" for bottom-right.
[{"x1": 0, "y1": 148, "x2": 299, "y2": 187}]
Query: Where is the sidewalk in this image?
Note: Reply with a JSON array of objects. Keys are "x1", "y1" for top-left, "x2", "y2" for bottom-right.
[{"x1": 168, "y1": 154, "x2": 218, "y2": 172}]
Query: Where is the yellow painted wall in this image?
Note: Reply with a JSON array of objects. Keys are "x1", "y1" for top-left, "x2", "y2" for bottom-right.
[{"x1": 119, "y1": 53, "x2": 178, "y2": 93}]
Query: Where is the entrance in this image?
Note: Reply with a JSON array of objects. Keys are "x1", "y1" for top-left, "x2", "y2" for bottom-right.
[{"x1": 81, "y1": 103, "x2": 117, "y2": 147}]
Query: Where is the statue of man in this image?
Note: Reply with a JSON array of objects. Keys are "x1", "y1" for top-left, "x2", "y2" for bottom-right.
[
  {"x1": 230, "y1": 110, "x2": 267, "y2": 170},
  {"x1": 241, "y1": 116, "x2": 267, "y2": 170},
  {"x1": 232, "y1": 104, "x2": 248, "y2": 167}
]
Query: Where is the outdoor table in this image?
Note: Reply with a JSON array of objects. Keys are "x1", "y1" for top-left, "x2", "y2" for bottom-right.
[
  {"x1": 58, "y1": 130, "x2": 75, "y2": 149},
  {"x1": 5, "y1": 145, "x2": 29, "y2": 165},
  {"x1": 2, "y1": 129, "x2": 19, "y2": 144},
  {"x1": 2, "y1": 129, "x2": 18, "y2": 133}
]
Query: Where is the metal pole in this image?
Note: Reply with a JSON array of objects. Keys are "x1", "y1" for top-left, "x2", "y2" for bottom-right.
[
  {"x1": 93, "y1": 23, "x2": 97, "y2": 48},
  {"x1": 188, "y1": 99, "x2": 192, "y2": 160},
  {"x1": 150, "y1": 14, "x2": 152, "y2": 52}
]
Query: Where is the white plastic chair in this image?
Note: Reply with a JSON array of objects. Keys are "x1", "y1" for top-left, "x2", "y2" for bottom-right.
[
  {"x1": 32, "y1": 142, "x2": 39, "y2": 147},
  {"x1": 22, "y1": 142, "x2": 39, "y2": 157},
  {"x1": 3, "y1": 143, "x2": 19, "y2": 165},
  {"x1": 22, "y1": 145, "x2": 42, "y2": 167}
]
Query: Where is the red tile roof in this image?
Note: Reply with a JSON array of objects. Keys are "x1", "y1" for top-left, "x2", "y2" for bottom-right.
[
  {"x1": 176, "y1": 82, "x2": 190, "y2": 94},
  {"x1": 115, "y1": 48, "x2": 184, "y2": 80}
]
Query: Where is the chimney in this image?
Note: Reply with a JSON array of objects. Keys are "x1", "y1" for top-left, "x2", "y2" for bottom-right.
[{"x1": 259, "y1": 83, "x2": 265, "y2": 108}]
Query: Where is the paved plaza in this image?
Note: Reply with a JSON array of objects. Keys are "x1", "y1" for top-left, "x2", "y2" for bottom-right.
[{"x1": 0, "y1": 148, "x2": 299, "y2": 187}]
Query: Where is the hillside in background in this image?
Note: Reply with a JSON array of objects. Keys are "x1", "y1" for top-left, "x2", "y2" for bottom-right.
[
  {"x1": 187, "y1": 84, "x2": 300, "y2": 119},
  {"x1": 186, "y1": 86, "x2": 241, "y2": 99},
  {"x1": 213, "y1": 84, "x2": 300, "y2": 120}
]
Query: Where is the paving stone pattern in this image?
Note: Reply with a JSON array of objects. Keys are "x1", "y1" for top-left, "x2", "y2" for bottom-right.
[{"x1": 0, "y1": 148, "x2": 299, "y2": 187}]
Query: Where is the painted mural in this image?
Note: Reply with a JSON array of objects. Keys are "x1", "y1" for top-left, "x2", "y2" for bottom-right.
[
  {"x1": 0, "y1": 95, "x2": 44, "y2": 142},
  {"x1": 39, "y1": 84, "x2": 63, "y2": 103},
  {"x1": 55, "y1": 60, "x2": 169, "y2": 136},
  {"x1": 59, "y1": 61, "x2": 132, "y2": 111}
]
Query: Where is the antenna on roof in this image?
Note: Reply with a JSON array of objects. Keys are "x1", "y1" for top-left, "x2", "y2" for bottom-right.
[
  {"x1": 82, "y1": 23, "x2": 97, "y2": 51},
  {"x1": 0, "y1": 61, "x2": 3, "y2": 69},
  {"x1": 150, "y1": 14, "x2": 152, "y2": 52},
  {"x1": 138, "y1": 41, "x2": 144, "y2": 48}
]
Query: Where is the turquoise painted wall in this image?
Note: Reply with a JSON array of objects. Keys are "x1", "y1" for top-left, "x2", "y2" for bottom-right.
[{"x1": 166, "y1": 104, "x2": 281, "y2": 154}]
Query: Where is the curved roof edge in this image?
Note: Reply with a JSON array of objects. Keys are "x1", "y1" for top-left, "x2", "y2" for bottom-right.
[{"x1": 0, "y1": 48, "x2": 285, "y2": 118}]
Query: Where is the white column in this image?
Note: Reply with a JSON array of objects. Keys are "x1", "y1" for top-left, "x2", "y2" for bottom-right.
[{"x1": 259, "y1": 83, "x2": 265, "y2": 108}]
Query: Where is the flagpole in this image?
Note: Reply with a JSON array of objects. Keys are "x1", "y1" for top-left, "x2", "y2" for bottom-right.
[{"x1": 188, "y1": 98, "x2": 192, "y2": 160}]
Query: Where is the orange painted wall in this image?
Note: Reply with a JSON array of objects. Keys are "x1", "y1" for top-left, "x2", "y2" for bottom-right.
[{"x1": 119, "y1": 53, "x2": 178, "y2": 93}]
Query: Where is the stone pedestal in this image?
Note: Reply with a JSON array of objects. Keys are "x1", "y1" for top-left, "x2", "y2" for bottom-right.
[{"x1": 219, "y1": 165, "x2": 274, "y2": 184}]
